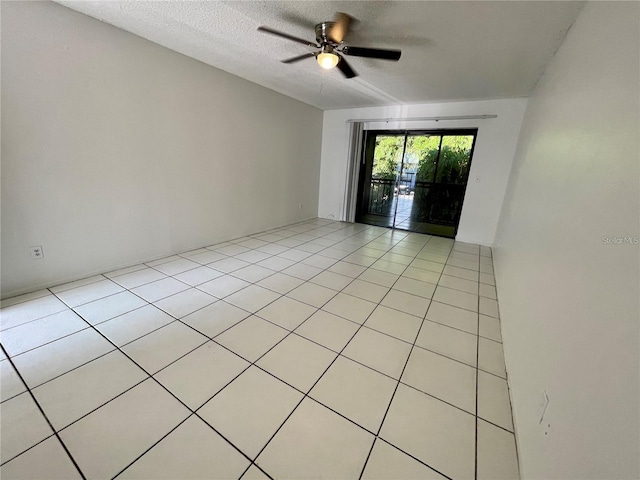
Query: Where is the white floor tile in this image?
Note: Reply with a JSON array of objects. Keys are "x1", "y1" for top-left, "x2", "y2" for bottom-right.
[
  {"x1": 392, "y1": 276, "x2": 436, "y2": 299},
  {"x1": 74, "y1": 291, "x2": 148, "y2": 325},
  {"x1": 479, "y1": 337, "x2": 507, "y2": 378},
  {"x1": 443, "y1": 265, "x2": 479, "y2": 281},
  {"x1": 0, "y1": 221, "x2": 515, "y2": 479},
  {"x1": 426, "y1": 301, "x2": 478, "y2": 335},
  {"x1": 322, "y1": 293, "x2": 377, "y2": 324},
  {"x1": 402, "y1": 266, "x2": 441, "y2": 285},
  {"x1": 433, "y1": 286, "x2": 478, "y2": 312},
  {"x1": 480, "y1": 296, "x2": 500, "y2": 318},
  {"x1": 232, "y1": 265, "x2": 275, "y2": 283},
  {"x1": 197, "y1": 275, "x2": 250, "y2": 299},
  {"x1": 119, "y1": 416, "x2": 250, "y2": 479},
  {"x1": 32, "y1": 350, "x2": 147, "y2": 430},
  {"x1": 208, "y1": 257, "x2": 251, "y2": 273},
  {"x1": 478, "y1": 370, "x2": 514, "y2": 431},
  {"x1": 256, "y1": 256, "x2": 297, "y2": 273},
  {"x1": 0, "y1": 392, "x2": 52, "y2": 463},
  {"x1": 0, "y1": 310, "x2": 88, "y2": 356},
  {"x1": 50, "y1": 275, "x2": 105, "y2": 294},
  {"x1": 224, "y1": 285, "x2": 281, "y2": 313},
  {"x1": 153, "y1": 288, "x2": 216, "y2": 319},
  {"x1": 361, "y1": 440, "x2": 447, "y2": 479},
  {"x1": 215, "y1": 316, "x2": 288, "y2": 362},
  {"x1": 256, "y1": 398, "x2": 374, "y2": 478},
  {"x1": 153, "y1": 258, "x2": 200, "y2": 275},
  {"x1": 477, "y1": 419, "x2": 520, "y2": 480},
  {"x1": 0, "y1": 295, "x2": 68, "y2": 331},
  {"x1": 343, "y1": 327, "x2": 412, "y2": 379},
  {"x1": 173, "y1": 266, "x2": 224, "y2": 286},
  {"x1": 309, "y1": 270, "x2": 353, "y2": 291},
  {"x1": 110, "y1": 267, "x2": 167, "y2": 289},
  {"x1": 479, "y1": 314, "x2": 502, "y2": 342},
  {"x1": 415, "y1": 321, "x2": 477, "y2": 367},
  {"x1": 380, "y1": 384, "x2": 475, "y2": 480},
  {"x1": 479, "y1": 282, "x2": 497, "y2": 299},
  {"x1": 281, "y1": 263, "x2": 323, "y2": 281},
  {"x1": 214, "y1": 244, "x2": 251, "y2": 256},
  {"x1": 256, "y1": 296, "x2": 317, "y2": 331},
  {"x1": 180, "y1": 301, "x2": 249, "y2": 338},
  {"x1": 370, "y1": 260, "x2": 407, "y2": 275},
  {"x1": 155, "y1": 341, "x2": 249, "y2": 410},
  {"x1": 328, "y1": 261, "x2": 367, "y2": 278},
  {"x1": 401, "y1": 347, "x2": 476, "y2": 414},
  {"x1": 310, "y1": 356, "x2": 396, "y2": 433},
  {"x1": 199, "y1": 366, "x2": 303, "y2": 458},
  {"x1": 59, "y1": 379, "x2": 189, "y2": 479},
  {"x1": 0, "y1": 290, "x2": 51, "y2": 309},
  {"x1": 358, "y1": 269, "x2": 399, "y2": 288},
  {"x1": 122, "y1": 321, "x2": 207, "y2": 374},
  {"x1": 241, "y1": 464, "x2": 271, "y2": 479},
  {"x1": 0, "y1": 436, "x2": 82, "y2": 479},
  {"x1": 96, "y1": 305, "x2": 174, "y2": 346},
  {"x1": 381, "y1": 290, "x2": 431, "y2": 318},
  {"x1": 342, "y1": 279, "x2": 390, "y2": 303},
  {"x1": 364, "y1": 305, "x2": 423, "y2": 343},
  {"x1": 256, "y1": 272, "x2": 304, "y2": 294},
  {"x1": 12, "y1": 328, "x2": 115, "y2": 388},
  {"x1": 181, "y1": 249, "x2": 227, "y2": 265},
  {"x1": 257, "y1": 334, "x2": 336, "y2": 392},
  {"x1": 1, "y1": 359, "x2": 27, "y2": 402},
  {"x1": 409, "y1": 259, "x2": 444, "y2": 274},
  {"x1": 234, "y1": 250, "x2": 272, "y2": 264},
  {"x1": 54, "y1": 279, "x2": 124, "y2": 307},
  {"x1": 131, "y1": 278, "x2": 189, "y2": 303},
  {"x1": 104, "y1": 264, "x2": 147, "y2": 279},
  {"x1": 438, "y1": 274, "x2": 478, "y2": 294},
  {"x1": 286, "y1": 281, "x2": 337, "y2": 308},
  {"x1": 294, "y1": 310, "x2": 359, "y2": 352}
]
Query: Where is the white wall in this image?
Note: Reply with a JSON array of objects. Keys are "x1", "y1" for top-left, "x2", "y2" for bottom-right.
[
  {"x1": 0, "y1": 1, "x2": 322, "y2": 298},
  {"x1": 318, "y1": 98, "x2": 527, "y2": 245},
  {"x1": 493, "y1": 2, "x2": 639, "y2": 479}
]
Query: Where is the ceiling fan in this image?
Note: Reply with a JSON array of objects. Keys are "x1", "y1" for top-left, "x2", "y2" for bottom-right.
[{"x1": 257, "y1": 12, "x2": 401, "y2": 79}]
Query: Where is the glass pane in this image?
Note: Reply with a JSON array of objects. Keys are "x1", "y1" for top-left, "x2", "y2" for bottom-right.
[
  {"x1": 364, "y1": 135, "x2": 404, "y2": 220},
  {"x1": 407, "y1": 135, "x2": 441, "y2": 184},
  {"x1": 372, "y1": 136, "x2": 404, "y2": 179},
  {"x1": 435, "y1": 136, "x2": 474, "y2": 184}
]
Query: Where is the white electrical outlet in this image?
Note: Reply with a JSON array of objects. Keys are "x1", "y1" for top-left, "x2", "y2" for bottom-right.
[
  {"x1": 298, "y1": 203, "x2": 302, "y2": 210},
  {"x1": 30, "y1": 245, "x2": 44, "y2": 259}
]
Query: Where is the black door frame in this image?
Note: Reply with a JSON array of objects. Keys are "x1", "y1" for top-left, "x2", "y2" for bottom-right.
[{"x1": 355, "y1": 128, "x2": 478, "y2": 237}]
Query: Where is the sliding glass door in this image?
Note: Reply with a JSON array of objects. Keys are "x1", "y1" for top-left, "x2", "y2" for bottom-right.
[{"x1": 355, "y1": 129, "x2": 477, "y2": 237}]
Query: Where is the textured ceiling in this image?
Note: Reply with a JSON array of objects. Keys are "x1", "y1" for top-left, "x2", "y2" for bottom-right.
[{"x1": 55, "y1": 1, "x2": 584, "y2": 110}]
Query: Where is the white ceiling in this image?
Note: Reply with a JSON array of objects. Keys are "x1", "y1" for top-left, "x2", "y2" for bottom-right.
[{"x1": 56, "y1": 1, "x2": 585, "y2": 110}]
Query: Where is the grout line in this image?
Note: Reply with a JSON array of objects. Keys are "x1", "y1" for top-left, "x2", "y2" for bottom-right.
[
  {"x1": 358, "y1": 234, "x2": 454, "y2": 480},
  {"x1": 475, "y1": 265, "x2": 481, "y2": 480},
  {"x1": 1, "y1": 219, "x2": 504, "y2": 479},
  {"x1": 0, "y1": 343, "x2": 87, "y2": 479}
]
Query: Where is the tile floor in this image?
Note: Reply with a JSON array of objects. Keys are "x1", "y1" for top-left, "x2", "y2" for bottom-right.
[{"x1": 0, "y1": 219, "x2": 519, "y2": 479}]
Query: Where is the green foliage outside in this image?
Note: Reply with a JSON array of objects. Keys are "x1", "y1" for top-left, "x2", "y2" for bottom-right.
[
  {"x1": 373, "y1": 134, "x2": 473, "y2": 184},
  {"x1": 372, "y1": 136, "x2": 403, "y2": 179},
  {"x1": 415, "y1": 135, "x2": 473, "y2": 184}
]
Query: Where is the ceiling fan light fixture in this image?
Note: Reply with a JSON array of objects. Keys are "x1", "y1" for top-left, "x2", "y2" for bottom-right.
[{"x1": 317, "y1": 51, "x2": 339, "y2": 69}]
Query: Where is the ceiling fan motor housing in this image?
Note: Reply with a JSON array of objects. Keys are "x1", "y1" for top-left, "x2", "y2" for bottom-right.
[{"x1": 315, "y1": 22, "x2": 338, "y2": 45}]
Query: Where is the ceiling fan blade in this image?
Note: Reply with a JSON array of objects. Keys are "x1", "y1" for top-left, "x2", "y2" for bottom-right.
[
  {"x1": 282, "y1": 53, "x2": 317, "y2": 64},
  {"x1": 257, "y1": 26, "x2": 318, "y2": 48},
  {"x1": 336, "y1": 55, "x2": 357, "y2": 79},
  {"x1": 328, "y1": 12, "x2": 353, "y2": 44},
  {"x1": 342, "y1": 46, "x2": 402, "y2": 61}
]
